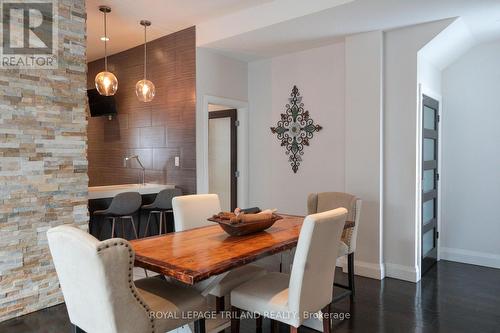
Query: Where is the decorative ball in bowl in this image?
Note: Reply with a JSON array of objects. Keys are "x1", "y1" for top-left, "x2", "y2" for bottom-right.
[{"x1": 208, "y1": 210, "x2": 282, "y2": 236}]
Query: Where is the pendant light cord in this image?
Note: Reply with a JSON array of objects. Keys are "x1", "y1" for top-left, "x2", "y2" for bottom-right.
[
  {"x1": 143, "y1": 24, "x2": 147, "y2": 80},
  {"x1": 104, "y1": 10, "x2": 108, "y2": 71}
]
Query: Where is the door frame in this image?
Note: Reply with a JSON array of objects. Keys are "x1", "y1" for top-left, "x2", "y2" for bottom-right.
[
  {"x1": 417, "y1": 85, "x2": 443, "y2": 278},
  {"x1": 208, "y1": 109, "x2": 238, "y2": 210},
  {"x1": 197, "y1": 95, "x2": 249, "y2": 208}
]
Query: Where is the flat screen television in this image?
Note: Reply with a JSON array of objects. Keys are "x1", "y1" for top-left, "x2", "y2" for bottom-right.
[{"x1": 87, "y1": 88, "x2": 117, "y2": 117}]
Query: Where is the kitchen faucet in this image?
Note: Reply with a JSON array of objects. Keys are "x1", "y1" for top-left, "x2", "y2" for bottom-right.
[{"x1": 123, "y1": 155, "x2": 146, "y2": 185}]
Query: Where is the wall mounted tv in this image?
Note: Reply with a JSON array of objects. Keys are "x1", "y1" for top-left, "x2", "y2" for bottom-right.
[{"x1": 87, "y1": 88, "x2": 117, "y2": 117}]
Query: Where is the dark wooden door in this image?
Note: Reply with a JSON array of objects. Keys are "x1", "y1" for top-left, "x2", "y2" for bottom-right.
[
  {"x1": 421, "y1": 95, "x2": 439, "y2": 275},
  {"x1": 208, "y1": 109, "x2": 237, "y2": 211}
]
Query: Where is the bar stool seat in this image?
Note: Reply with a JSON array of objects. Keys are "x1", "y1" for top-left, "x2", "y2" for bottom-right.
[
  {"x1": 94, "y1": 191, "x2": 142, "y2": 240},
  {"x1": 142, "y1": 188, "x2": 182, "y2": 237}
]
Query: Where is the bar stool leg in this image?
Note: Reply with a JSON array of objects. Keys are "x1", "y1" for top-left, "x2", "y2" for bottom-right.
[
  {"x1": 143, "y1": 212, "x2": 152, "y2": 238},
  {"x1": 130, "y1": 216, "x2": 139, "y2": 240},
  {"x1": 111, "y1": 217, "x2": 116, "y2": 238},
  {"x1": 159, "y1": 211, "x2": 163, "y2": 235}
]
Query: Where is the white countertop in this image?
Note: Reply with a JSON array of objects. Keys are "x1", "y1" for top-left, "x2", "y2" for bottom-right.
[{"x1": 88, "y1": 183, "x2": 176, "y2": 200}]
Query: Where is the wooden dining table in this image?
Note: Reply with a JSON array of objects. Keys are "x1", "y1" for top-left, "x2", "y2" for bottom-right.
[{"x1": 130, "y1": 214, "x2": 355, "y2": 288}]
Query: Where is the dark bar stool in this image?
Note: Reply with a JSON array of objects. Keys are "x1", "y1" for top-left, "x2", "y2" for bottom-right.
[
  {"x1": 93, "y1": 191, "x2": 142, "y2": 240},
  {"x1": 142, "y1": 188, "x2": 182, "y2": 237}
]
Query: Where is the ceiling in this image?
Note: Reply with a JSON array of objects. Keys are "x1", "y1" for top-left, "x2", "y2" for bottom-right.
[
  {"x1": 86, "y1": 0, "x2": 272, "y2": 62},
  {"x1": 199, "y1": 0, "x2": 500, "y2": 61},
  {"x1": 87, "y1": 0, "x2": 500, "y2": 63}
]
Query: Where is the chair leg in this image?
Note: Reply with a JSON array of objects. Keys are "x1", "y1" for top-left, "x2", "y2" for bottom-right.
[
  {"x1": 322, "y1": 304, "x2": 331, "y2": 333},
  {"x1": 215, "y1": 296, "x2": 225, "y2": 312},
  {"x1": 271, "y1": 319, "x2": 279, "y2": 333},
  {"x1": 231, "y1": 306, "x2": 241, "y2": 333},
  {"x1": 143, "y1": 212, "x2": 152, "y2": 237},
  {"x1": 348, "y1": 252, "x2": 355, "y2": 300},
  {"x1": 194, "y1": 318, "x2": 206, "y2": 333},
  {"x1": 256, "y1": 315, "x2": 263, "y2": 333},
  {"x1": 214, "y1": 296, "x2": 225, "y2": 333},
  {"x1": 159, "y1": 211, "x2": 164, "y2": 235},
  {"x1": 110, "y1": 217, "x2": 116, "y2": 238},
  {"x1": 130, "y1": 216, "x2": 139, "y2": 239},
  {"x1": 73, "y1": 324, "x2": 85, "y2": 333}
]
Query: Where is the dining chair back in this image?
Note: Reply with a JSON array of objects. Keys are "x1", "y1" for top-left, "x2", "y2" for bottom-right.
[
  {"x1": 172, "y1": 194, "x2": 221, "y2": 231},
  {"x1": 307, "y1": 192, "x2": 361, "y2": 255},
  {"x1": 48, "y1": 225, "x2": 208, "y2": 333},
  {"x1": 171, "y1": 194, "x2": 267, "y2": 312},
  {"x1": 288, "y1": 208, "x2": 348, "y2": 317},
  {"x1": 47, "y1": 225, "x2": 152, "y2": 333},
  {"x1": 307, "y1": 192, "x2": 362, "y2": 302}
]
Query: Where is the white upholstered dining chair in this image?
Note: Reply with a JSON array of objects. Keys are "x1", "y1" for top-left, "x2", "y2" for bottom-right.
[
  {"x1": 47, "y1": 225, "x2": 207, "y2": 333},
  {"x1": 230, "y1": 208, "x2": 348, "y2": 333},
  {"x1": 308, "y1": 192, "x2": 362, "y2": 301},
  {"x1": 172, "y1": 194, "x2": 267, "y2": 311}
]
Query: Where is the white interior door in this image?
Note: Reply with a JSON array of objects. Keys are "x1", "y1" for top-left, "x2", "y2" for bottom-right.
[{"x1": 208, "y1": 117, "x2": 232, "y2": 211}]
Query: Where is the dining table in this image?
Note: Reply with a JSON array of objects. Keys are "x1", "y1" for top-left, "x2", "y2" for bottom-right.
[
  {"x1": 130, "y1": 214, "x2": 354, "y2": 287},
  {"x1": 130, "y1": 213, "x2": 354, "y2": 332}
]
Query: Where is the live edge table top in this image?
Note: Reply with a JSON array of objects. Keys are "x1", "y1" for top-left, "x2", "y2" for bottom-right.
[{"x1": 130, "y1": 214, "x2": 354, "y2": 285}]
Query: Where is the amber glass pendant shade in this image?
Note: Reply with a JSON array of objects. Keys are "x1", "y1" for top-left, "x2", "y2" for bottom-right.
[
  {"x1": 135, "y1": 79, "x2": 155, "y2": 102},
  {"x1": 95, "y1": 71, "x2": 118, "y2": 96},
  {"x1": 95, "y1": 6, "x2": 118, "y2": 96},
  {"x1": 136, "y1": 20, "x2": 155, "y2": 102}
]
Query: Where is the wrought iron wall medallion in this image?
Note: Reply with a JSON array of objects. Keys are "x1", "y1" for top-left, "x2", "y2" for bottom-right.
[{"x1": 270, "y1": 85, "x2": 323, "y2": 173}]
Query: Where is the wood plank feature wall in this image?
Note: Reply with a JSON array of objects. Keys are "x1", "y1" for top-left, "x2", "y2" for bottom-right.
[{"x1": 87, "y1": 26, "x2": 196, "y2": 194}]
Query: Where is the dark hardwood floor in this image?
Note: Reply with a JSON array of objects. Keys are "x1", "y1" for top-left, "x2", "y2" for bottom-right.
[{"x1": 1, "y1": 260, "x2": 499, "y2": 333}]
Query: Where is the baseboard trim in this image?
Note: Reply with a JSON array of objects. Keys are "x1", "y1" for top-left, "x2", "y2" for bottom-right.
[
  {"x1": 337, "y1": 258, "x2": 385, "y2": 280},
  {"x1": 384, "y1": 263, "x2": 419, "y2": 282},
  {"x1": 440, "y1": 247, "x2": 500, "y2": 269}
]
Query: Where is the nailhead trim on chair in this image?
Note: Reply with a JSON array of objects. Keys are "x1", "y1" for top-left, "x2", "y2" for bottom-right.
[{"x1": 97, "y1": 241, "x2": 155, "y2": 333}]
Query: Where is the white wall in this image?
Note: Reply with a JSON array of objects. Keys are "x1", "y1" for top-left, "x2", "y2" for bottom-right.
[
  {"x1": 196, "y1": 48, "x2": 249, "y2": 204},
  {"x1": 196, "y1": 48, "x2": 248, "y2": 102},
  {"x1": 383, "y1": 19, "x2": 452, "y2": 282},
  {"x1": 197, "y1": 19, "x2": 468, "y2": 283},
  {"x1": 418, "y1": 56, "x2": 442, "y2": 96},
  {"x1": 440, "y1": 40, "x2": 500, "y2": 269},
  {"x1": 248, "y1": 43, "x2": 346, "y2": 215},
  {"x1": 344, "y1": 31, "x2": 384, "y2": 279}
]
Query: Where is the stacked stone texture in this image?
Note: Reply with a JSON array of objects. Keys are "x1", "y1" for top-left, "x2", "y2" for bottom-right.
[{"x1": 0, "y1": 0, "x2": 88, "y2": 321}]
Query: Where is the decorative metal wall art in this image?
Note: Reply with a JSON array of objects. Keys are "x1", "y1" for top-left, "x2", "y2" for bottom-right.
[{"x1": 270, "y1": 85, "x2": 323, "y2": 173}]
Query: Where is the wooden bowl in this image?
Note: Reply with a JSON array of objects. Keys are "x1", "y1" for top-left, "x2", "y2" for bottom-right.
[{"x1": 208, "y1": 214, "x2": 283, "y2": 236}]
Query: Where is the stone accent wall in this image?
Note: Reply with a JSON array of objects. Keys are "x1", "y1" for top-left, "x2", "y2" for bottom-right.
[{"x1": 0, "y1": 0, "x2": 88, "y2": 322}]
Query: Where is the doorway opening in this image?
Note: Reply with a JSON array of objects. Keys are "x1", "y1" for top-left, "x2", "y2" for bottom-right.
[{"x1": 208, "y1": 104, "x2": 238, "y2": 211}]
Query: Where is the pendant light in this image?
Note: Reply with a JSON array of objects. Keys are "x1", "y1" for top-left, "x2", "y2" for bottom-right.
[
  {"x1": 95, "y1": 5, "x2": 118, "y2": 96},
  {"x1": 136, "y1": 20, "x2": 155, "y2": 102}
]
